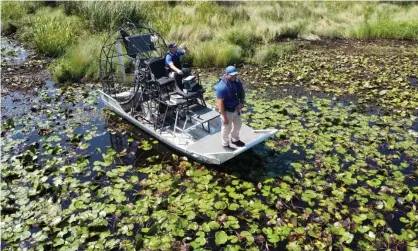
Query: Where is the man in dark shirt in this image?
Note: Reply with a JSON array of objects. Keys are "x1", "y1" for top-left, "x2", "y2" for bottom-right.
[
  {"x1": 165, "y1": 42, "x2": 189, "y2": 90},
  {"x1": 216, "y1": 66, "x2": 246, "y2": 148}
]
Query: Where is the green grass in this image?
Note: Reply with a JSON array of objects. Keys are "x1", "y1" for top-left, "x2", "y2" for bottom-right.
[
  {"x1": 349, "y1": 4, "x2": 418, "y2": 39},
  {"x1": 3, "y1": 1, "x2": 418, "y2": 82},
  {"x1": 190, "y1": 40, "x2": 243, "y2": 68},
  {"x1": 50, "y1": 34, "x2": 106, "y2": 83},
  {"x1": 167, "y1": 24, "x2": 214, "y2": 43},
  {"x1": 18, "y1": 7, "x2": 84, "y2": 57},
  {"x1": 1, "y1": 2, "x2": 44, "y2": 35},
  {"x1": 223, "y1": 26, "x2": 262, "y2": 56},
  {"x1": 252, "y1": 44, "x2": 297, "y2": 65},
  {"x1": 60, "y1": 1, "x2": 150, "y2": 32},
  {"x1": 354, "y1": 20, "x2": 418, "y2": 39},
  {"x1": 1, "y1": 2, "x2": 27, "y2": 23}
]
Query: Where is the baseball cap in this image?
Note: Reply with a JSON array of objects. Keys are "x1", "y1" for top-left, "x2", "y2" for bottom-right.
[
  {"x1": 225, "y1": 66, "x2": 238, "y2": 76},
  {"x1": 168, "y1": 42, "x2": 177, "y2": 48}
]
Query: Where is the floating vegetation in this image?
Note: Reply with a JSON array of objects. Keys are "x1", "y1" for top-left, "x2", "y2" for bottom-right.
[
  {"x1": 1, "y1": 40, "x2": 418, "y2": 250},
  {"x1": 0, "y1": 37, "x2": 29, "y2": 66},
  {"x1": 237, "y1": 40, "x2": 418, "y2": 117}
]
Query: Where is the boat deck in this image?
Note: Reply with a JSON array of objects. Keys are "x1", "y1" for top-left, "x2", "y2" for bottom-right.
[
  {"x1": 186, "y1": 124, "x2": 262, "y2": 153},
  {"x1": 99, "y1": 90, "x2": 278, "y2": 164}
]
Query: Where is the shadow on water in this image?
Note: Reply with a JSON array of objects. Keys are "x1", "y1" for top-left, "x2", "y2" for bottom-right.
[
  {"x1": 1, "y1": 76, "x2": 298, "y2": 188},
  {"x1": 106, "y1": 113, "x2": 302, "y2": 184},
  {"x1": 104, "y1": 114, "x2": 176, "y2": 166},
  {"x1": 408, "y1": 76, "x2": 418, "y2": 88},
  {"x1": 412, "y1": 118, "x2": 418, "y2": 132}
]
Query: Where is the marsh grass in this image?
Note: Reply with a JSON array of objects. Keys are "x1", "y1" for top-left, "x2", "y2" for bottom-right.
[
  {"x1": 1, "y1": 2, "x2": 27, "y2": 23},
  {"x1": 168, "y1": 24, "x2": 214, "y2": 43},
  {"x1": 1, "y1": 2, "x2": 44, "y2": 35},
  {"x1": 190, "y1": 41, "x2": 242, "y2": 67},
  {"x1": 349, "y1": 4, "x2": 418, "y2": 39},
  {"x1": 252, "y1": 44, "x2": 297, "y2": 65},
  {"x1": 354, "y1": 19, "x2": 418, "y2": 39},
  {"x1": 60, "y1": 1, "x2": 178, "y2": 35},
  {"x1": 50, "y1": 34, "x2": 105, "y2": 83},
  {"x1": 4, "y1": 1, "x2": 417, "y2": 82},
  {"x1": 223, "y1": 26, "x2": 262, "y2": 56},
  {"x1": 18, "y1": 7, "x2": 84, "y2": 57}
]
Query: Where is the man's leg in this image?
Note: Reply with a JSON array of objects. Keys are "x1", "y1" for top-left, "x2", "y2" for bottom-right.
[
  {"x1": 231, "y1": 111, "x2": 242, "y2": 142},
  {"x1": 174, "y1": 73, "x2": 183, "y2": 90},
  {"x1": 221, "y1": 111, "x2": 233, "y2": 146}
]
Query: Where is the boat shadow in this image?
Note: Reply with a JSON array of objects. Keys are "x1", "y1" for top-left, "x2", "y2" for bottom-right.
[{"x1": 106, "y1": 113, "x2": 303, "y2": 184}]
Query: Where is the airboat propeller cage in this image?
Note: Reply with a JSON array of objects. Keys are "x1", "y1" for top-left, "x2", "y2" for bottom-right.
[
  {"x1": 100, "y1": 21, "x2": 168, "y2": 97},
  {"x1": 98, "y1": 21, "x2": 278, "y2": 164}
]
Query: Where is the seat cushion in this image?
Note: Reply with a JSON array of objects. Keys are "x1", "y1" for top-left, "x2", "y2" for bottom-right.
[
  {"x1": 175, "y1": 89, "x2": 201, "y2": 98},
  {"x1": 149, "y1": 58, "x2": 167, "y2": 79},
  {"x1": 156, "y1": 76, "x2": 175, "y2": 86}
]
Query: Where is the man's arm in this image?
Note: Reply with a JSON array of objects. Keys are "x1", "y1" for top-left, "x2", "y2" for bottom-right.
[
  {"x1": 179, "y1": 44, "x2": 188, "y2": 54},
  {"x1": 216, "y1": 85, "x2": 229, "y2": 125},
  {"x1": 217, "y1": 98, "x2": 226, "y2": 118},
  {"x1": 217, "y1": 98, "x2": 228, "y2": 125},
  {"x1": 166, "y1": 54, "x2": 182, "y2": 74},
  {"x1": 168, "y1": 62, "x2": 181, "y2": 74}
]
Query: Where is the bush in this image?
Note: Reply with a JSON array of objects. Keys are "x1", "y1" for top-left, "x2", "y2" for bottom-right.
[
  {"x1": 1, "y1": 2, "x2": 44, "y2": 35},
  {"x1": 61, "y1": 1, "x2": 151, "y2": 32},
  {"x1": 50, "y1": 34, "x2": 105, "y2": 83},
  {"x1": 1, "y1": 2, "x2": 27, "y2": 22},
  {"x1": 1, "y1": 2, "x2": 27, "y2": 35},
  {"x1": 25, "y1": 8, "x2": 84, "y2": 57},
  {"x1": 252, "y1": 44, "x2": 296, "y2": 65},
  {"x1": 224, "y1": 27, "x2": 261, "y2": 56},
  {"x1": 148, "y1": 6, "x2": 191, "y2": 36},
  {"x1": 191, "y1": 41, "x2": 243, "y2": 67}
]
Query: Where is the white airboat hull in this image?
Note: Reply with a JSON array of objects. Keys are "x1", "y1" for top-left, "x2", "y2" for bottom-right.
[{"x1": 99, "y1": 91, "x2": 278, "y2": 165}]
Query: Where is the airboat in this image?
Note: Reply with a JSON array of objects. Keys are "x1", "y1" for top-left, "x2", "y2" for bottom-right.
[{"x1": 98, "y1": 22, "x2": 278, "y2": 164}]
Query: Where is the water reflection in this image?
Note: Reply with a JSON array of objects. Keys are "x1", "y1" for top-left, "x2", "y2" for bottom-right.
[{"x1": 1, "y1": 37, "x2": 29, "y2": 65}]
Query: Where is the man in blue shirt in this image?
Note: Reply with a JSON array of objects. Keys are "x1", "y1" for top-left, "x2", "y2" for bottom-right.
[
  {"x1": 165, "y1": 41, "x2": 189, "y2": 89},
  {"x1": 216, "y1": 66, "x2": 246, "y2": 148}
]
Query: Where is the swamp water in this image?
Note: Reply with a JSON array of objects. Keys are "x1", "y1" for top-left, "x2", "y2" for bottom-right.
[{"x1": 1, "y1": 40, "x2": 418, "y2": 250}]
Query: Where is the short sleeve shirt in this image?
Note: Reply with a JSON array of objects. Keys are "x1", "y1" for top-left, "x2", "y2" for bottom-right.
[
  {"x1": 216, "y1": 77, "x2": 243, "y2": 108},
  {"x1": 165, "y1": 49, "x2": 185, "y2": 66}
]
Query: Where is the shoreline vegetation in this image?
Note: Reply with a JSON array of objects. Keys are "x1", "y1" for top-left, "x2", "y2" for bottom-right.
[{"x1": 1, "y1": 1, "x2": 417, "y2": 83}]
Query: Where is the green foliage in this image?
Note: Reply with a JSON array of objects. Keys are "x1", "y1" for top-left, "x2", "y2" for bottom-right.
[
  {"x1": 194, "y1": 2, "x2": 227, "y2": 25},
  {"x1": 50, "y1": 34, "x2": 106, "y2": 83},
  {"x1": 19, "y1": 8, "x2": 84, "y2": 57},
  {"x1": 252, "y1": 43, "x2": 296, "y2": 65},
  {"x1": 224, "y1": 26, "x2": 261, "y2": 56},
  {"x1": 353, "y1": 19, "x2": 418, "y2": 39},
  {"x1": 1, "y1": 2, "x2": 27, "y2": 35},
  {"x1": 60, "y1": 1, "x2": 151, "y2": 32},
  {"x1": 2, "y1": 38, "x2": 418, "y2": 250},
  {"x1": 148, "y1": 6, "x2": 191, "y2": 36},
  {"x1": 4, "y1": 1, "x2": 418, "y2": 82},
  {"x1": 1, "y1": 2, "x2": 28, "y2": 22},
  {"x1": 191, "y1": 40, "x2": 243, "y2": 67},
  {"x1": 1, "y1": 2, "x2": 44, "y2": 35},
  {"x1": 168, "y1": 24, "x2": 214, "y2": 43}
]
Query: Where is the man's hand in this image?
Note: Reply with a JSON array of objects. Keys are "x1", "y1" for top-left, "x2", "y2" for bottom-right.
[
  {"x1": 180, "y1": 43, "x2": 188, "y2": 49},
  {"x1": 222, "y1": 116, "x2": 229, "y2": 125},
  {"x1": 177, "y1": 70, "x2": 183, "y2": 75},
  {"x1": 237, "y1": 104, "x2": 244, "y2": 111}
]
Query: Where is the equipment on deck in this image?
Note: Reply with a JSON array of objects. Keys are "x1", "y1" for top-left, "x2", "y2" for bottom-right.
[{"x1": 99, "y1": 21, "x2": 277, "y2": 164}]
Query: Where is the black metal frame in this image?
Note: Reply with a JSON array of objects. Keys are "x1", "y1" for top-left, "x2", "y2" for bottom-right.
[{"x1": 99, "y1": 20, "x2": 208, "y2": 133}]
